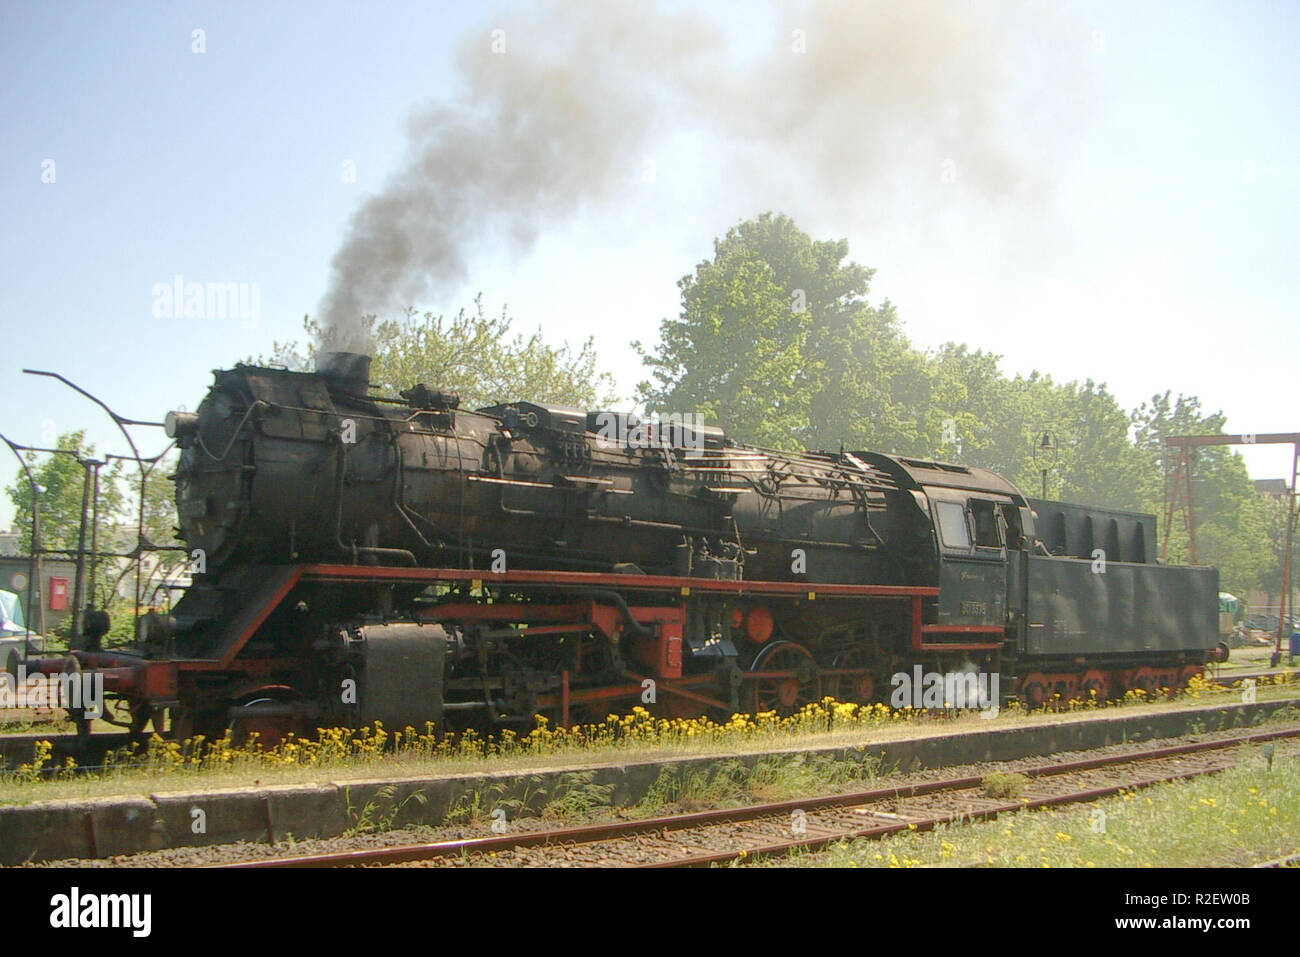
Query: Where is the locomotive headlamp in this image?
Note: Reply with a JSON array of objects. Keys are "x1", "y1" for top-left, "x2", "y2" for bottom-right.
[{"x1": 164, "y1": 411, "x2": 199, "y2": 440}]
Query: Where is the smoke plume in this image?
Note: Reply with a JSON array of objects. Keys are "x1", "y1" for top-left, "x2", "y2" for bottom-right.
[{"x1": 317, "y1": 0, "x2": 1080, "y2": 352}]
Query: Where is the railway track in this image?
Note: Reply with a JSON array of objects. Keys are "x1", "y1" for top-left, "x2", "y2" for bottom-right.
[{"x1": 224, "y1": 724, "x2": 1299, "y2": 869}]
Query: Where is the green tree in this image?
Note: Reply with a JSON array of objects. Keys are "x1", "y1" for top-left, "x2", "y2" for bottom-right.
[
  {"x1": 1026, "y1": 377, "x2": 1153, "y2": 511},
  {"x1": 5, "y1": 432, "x2": 124, "y2": 555},
  {"x1": 923, "y1": 343, "x2": 1015, "y2": 466},
  {"x1": 258, "y1": 296, "x2": 618, "y2": 410},
  {"x1": 135, "y1": 453, "x2": 181, "y2": 552},
  {"x1": 635, "y1": 212, "x2": 928, "y2": 452}
]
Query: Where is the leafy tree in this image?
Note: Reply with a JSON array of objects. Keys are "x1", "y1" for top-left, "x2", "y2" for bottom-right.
[
  {"x1": 135, "y1": 453, "x2": 182, "y2": 553},
  {"x1": 923, "y1": 344, "x2": 1015, "y2": 466},
  {"x1": 4, "y1": 432, "x2": 189, "y2": 643},
  {"x1": 5, "y1": 432, "x2": 124, "y2": 556},
  {"x1": 257, "y1": 296, "x2": 618, "y2": 410},
  {"x1": 635, "y1": 212, "x2": 928, "y2": 452},
  {"x1": 1027, "y1": 378, "x2": 1152, "y2": 511}
]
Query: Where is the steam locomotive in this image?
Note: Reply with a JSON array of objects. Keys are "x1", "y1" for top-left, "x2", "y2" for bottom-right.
[{"x1": 16, "y1": 352, "x2": 1219, "y2": 742}]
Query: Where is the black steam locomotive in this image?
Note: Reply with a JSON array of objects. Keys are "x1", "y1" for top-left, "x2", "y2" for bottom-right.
[{"x1": 22, "y1": 352, "x2": 1219, "y2": 741}]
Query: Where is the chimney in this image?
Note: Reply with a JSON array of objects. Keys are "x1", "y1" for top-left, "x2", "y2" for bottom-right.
[{"x1": 315, "y1": 351, "x2": 372, "y2": 395}]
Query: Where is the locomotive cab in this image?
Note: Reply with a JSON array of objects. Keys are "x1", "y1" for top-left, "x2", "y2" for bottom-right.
[{"x1": 854, "y1": 454, "x2": 1029, "y2": 638}]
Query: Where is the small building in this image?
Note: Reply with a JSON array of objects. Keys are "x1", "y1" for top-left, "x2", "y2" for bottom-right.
[
  {"x1": 0, "y1": 555, "x2": 80, "y2": 636},
  {"x1": 1253, "y1": 478, "x2": 1291, "y2": 497}
]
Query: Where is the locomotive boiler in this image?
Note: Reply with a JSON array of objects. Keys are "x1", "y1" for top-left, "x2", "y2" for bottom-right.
[{"x1": 16, "y1": 352, "x2": 1220, "y2": 743}]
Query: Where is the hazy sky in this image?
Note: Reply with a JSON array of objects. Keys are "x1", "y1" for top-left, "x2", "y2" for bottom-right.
[{"x1": 2, "y1": 0, "x2": 1296, "y2": 529}]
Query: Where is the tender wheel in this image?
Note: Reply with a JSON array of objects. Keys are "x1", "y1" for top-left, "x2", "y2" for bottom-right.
[
  {"x1": 1018, "y1": 672, "x2": 1049, "y2": 709},
  {"x1": 749, "y1": 640, "x2": 818, "y2": 715},
  {"x1": 1127, "y1": 667, "x2": 1159, "y2": 697},
  {"x1": 1080, "y1": 669, "x2": 1110, "y2": 703}
]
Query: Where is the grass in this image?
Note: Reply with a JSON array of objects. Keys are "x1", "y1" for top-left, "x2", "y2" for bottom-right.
[
  {"x1": 343, "y1": 783, "x2": 428, "y2": 836},
  {"x1": 0, "y1": 710, "x2": 75, "y2": 735},
  {"x1": 629, "y1": 749, "x2": 883, "y2": 818},
  {"x1": 982, "y1": 771, "x2": 1030, "y2": 799},
  {"x1": 442, "y1": 770, "x2": 615, "y2": 826},
  {"x1": 782, "y1": 742, "x2": 1298, "y2": 868},
  {"x1": 424, "y1": 748, "x2": 883, "y2": 833},
  {"x1": 2, "y1": 674, "x2": 1299, "y2": 807}
]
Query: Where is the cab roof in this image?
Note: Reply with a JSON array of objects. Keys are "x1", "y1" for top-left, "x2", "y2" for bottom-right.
[{"x1": 852, "y1": 452, "x2": 1029, "y2": 502}]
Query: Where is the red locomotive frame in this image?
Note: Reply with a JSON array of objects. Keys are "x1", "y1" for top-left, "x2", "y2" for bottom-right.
[{"x1": 36, "y1": 565, "x2": 970, "y2": 733}]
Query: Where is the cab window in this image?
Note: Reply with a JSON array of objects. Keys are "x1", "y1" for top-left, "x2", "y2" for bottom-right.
[
  {"x1": 935, "y1": 501, "x2": 970, "y2": 549},
  {"x1": 970, "y1": 500, "x2": 1002, "y2": 548},
  {"x1": 1000, "y1": 503, "x2": 1024, "y2": 548}
]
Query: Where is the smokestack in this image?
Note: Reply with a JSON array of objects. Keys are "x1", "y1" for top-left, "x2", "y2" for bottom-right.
[{"x1": 315, "y1": 351, "x2": 372, "y2": 395}]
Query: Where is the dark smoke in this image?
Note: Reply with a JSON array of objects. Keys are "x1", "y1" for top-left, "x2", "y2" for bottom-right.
[{"x1": 318, "y1": 0, "x2": 1080, "y2": 351}]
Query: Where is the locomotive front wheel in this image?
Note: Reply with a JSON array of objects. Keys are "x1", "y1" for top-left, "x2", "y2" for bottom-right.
[{"x1": 750, "y1": 641, "x2": 818, "y2": 716}]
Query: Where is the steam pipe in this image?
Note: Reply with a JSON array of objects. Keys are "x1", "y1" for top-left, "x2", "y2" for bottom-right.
[
  {"x1": 331, "y1": 437, "x2": 417, "y2": 566},
  {"x1": 505, "y1": 584, "x2": 650, "y2": 638},
  {"x1": 569, "y1": 588, "x2": 651, "y2": 637}
]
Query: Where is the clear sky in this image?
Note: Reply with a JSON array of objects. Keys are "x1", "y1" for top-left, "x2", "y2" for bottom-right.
[{"x1": 2, "y1": 0, "x2": 1296, "y2": 528}]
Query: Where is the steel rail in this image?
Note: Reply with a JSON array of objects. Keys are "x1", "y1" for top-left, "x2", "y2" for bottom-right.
[{"x1": 648, "y1": 755, "x2": 1255, "y2": 868}]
